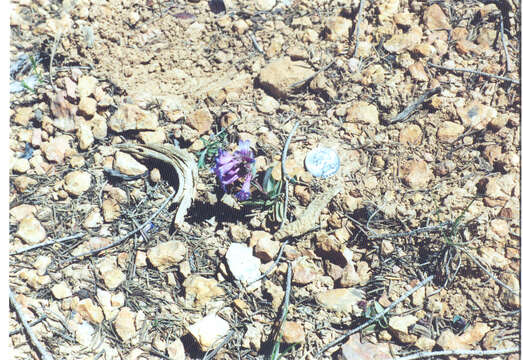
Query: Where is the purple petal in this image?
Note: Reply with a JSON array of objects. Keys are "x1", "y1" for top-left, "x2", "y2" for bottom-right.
[{"x1": 235, "y1": 172, "x2": 252, "y2": 200}]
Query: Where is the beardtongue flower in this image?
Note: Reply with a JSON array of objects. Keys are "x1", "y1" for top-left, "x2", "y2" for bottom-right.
[{"x1": 213, "y1": 140, "x2": 256, "y2": 200}]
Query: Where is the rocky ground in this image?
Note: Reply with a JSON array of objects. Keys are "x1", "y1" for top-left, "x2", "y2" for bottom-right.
[{"x1": 8, "y1": 0, "x2": 521, "y2": 359}]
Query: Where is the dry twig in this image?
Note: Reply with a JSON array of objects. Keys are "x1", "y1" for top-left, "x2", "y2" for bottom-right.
[
  {"x1": 10, "y1": 232, "x2": 85, "y2": 256},
  {"x1": 499, "y1": 16, "x2": 511, "y2": 73},
  {"x1": 459, "y1": 247, "x2": 519, "y2": 295},
  {"x1": 427, "y1": 62, "x2": 519, "y2": 85},
  {"x1": 9, "y1": 289, "x2": 54, "y2": 360},
  {"x1": 368, "y1": 221, "x2": 452, "y2": 239},
  {"x1": 388, "y1": 347, "x2": 519, "y2": 360},
  {"x1": 316, "y1": 275, "x2": 434, "y2": 358}
]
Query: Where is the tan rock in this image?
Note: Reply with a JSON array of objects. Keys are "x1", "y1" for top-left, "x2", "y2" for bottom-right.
[
  {"x1": 77, "y1": 123, "x2": 94, "y2": 150},
  {"x1": 77, "y1": 298, "x2": 104, "y2": 324},
  {"x1": 64, "y1": 170, "x2": 91, "y2": 196},
  {"x1": 102, "y1": 268, "x2": 126, "y2": 290},
  {"x1": 114, "y1": 307, "x2": 136, "y2": 342},
  {"x1": 102, "y1": 198, "x2": 120, "y2": 223},
  {"x1": 108, "y1": 104, "x2": 158, "y2": 133},
  {"x1": 325, "y1": 16, "x2": 352, "y2": 41},
  {"x1": 399, "y1": 124, "x2": 422, "y2": 145},
  {"x1": 383, "y1": 26, "x2": 422, "y2": 53},
  {"x1": 451, "y1": 27, "x2": 468, "y2": 41},
  {"x1": 412, "y1": 43, "x2": 436, "y2": 57},
  {"x1": 254, "y1": 0, "x2": 275, "y2": 11},
  {"x1": 232, "y1": 19, "x2": 249, "y2": 34},
  {"x1": 78, "y1": 96, "x2": 97, "y2": 117},
  {"x1": 455, "y1": 39, "x2": 481, "y2": 55},
  {"x1": 147, "y1": 240, "x2": 186, "y2": 271},
  {"x1": 114, "y1": 151, "x2": 148, "y2": 176},
  {"x1": 254, "y1": 232, "x2": 279, "y2": 262},
  {"x1": 437, "y1": 323, "x2": 490, "y2": 350},
  {"x1": 408, "y1": 62, "x2": 429, "y2": 82},
  {"x1": 14, "y1": 107, "x2": 33, "y2": 126},
  {"x1": 437, "y1": 121, "x2": 464, "y2": 143},
  {"x1": 424, "y1": 4, "x2": 450, "y2": 30},
  {"x1": 90, "y1": 113, "x2": 107, "y2": 139},
  {"x1": 34, "y1": 255, "x2": 52, "y2": 275},
  {"x1": 378, "y1": 0, "x2": 400, "y2": 24},
  {"x1": 388, "y1": 317, "x2": 416, "y2": 337},
  {"x1": 292, "y1": 257, "x2": 322, "y2": 285},
  {"x1": 315, "y1": 288, "x2": 365, "y2": 314},
  {"x1": 457, "y1": 101, "x2": 497, "y2": 130},
  {"x1": 17, "y1": 216, "x2": 46, "y2": 244},
  {"x1": 183, "y1": 275, "x2": 225, "y2": 307},
  {"x1": 265, "y1": 280, "x2": 284, "y2": 310},
  {"x1": 83, "y1": 208, "x2": 103, "y2": 228},
  {"x1": 19, "y1": 269, "x2": 51, "y2": 289},
  {"x1": 345, "y1": 101, "x2": 379, "y2": 126},
  {"x1": 282, "y1": 321, "x2": 305, "y2": 344},
  {"x1": 42, "y1": 135, "x2": 71, "y2": 163},
  {"x1": 401, "y1": 160, "x2": 431, "y2": 189},
  {"x1": 258, "y1": 57, "x2": 315, "y2": 98},
  {"x1": 256, "y1": 94, "x2": 280, "y2": 114},
  {"x1": 11, "y1": 158, "x2": 30, "y2": 174},
  {"x1": 51, "y1": 282, "x2": 72, "y2": 299},
  {"x1": 415, "y1": 336, "x2": 436, "y2": 351},
  {"x1": 187, "y1": 108, "x2": 213, "y2": 135},
  {"x1": 138, "y1": 128, "x2": 166, "y2": 144},
  {"x1": 500, "y1": 273, "x2": 519, "y2": 309},
  {"x1": 77, "y1": 75, "x2": 98, "y2": 98},
  {"x1": 188, "y1": 314, "x2": 230, "y2": 352}
]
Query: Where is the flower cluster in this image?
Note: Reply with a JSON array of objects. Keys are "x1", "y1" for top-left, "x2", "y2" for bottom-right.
[{"x1": 213, "y1": 140, "x2": 256, "y2": 201}]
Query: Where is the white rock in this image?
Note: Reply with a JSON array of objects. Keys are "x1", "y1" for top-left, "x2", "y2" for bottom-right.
[
  {"x1": 188, "y1": 314, "x2": 230, "y2": 352},
  {"x1": 167, "y1": 338, "x2": 185, "y2": 360},
  {"x1": 51, "y1": 282, "x2": 72, "y2": 299},
  {"x1": 389, "y1": 314, "x2": 418, "y2": 334},
  {"x1": 77, "y1": 75, "x2": 98, "y2": 98},
  {"x1": 75, "y1": 321, "x2": 95, "y2": 347},
  {"x1": 226, "y1": 243, "x2": 261, "y2": 283},
  {"x1": 114, "y1": 151, "x2": 148, "y2": 176},
  {"x1": 16, "y1": 216, "x2": 46, "y2": 244}
]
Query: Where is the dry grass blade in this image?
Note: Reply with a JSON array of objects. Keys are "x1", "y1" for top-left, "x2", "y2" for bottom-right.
[{"x1": 115, "y1": 143, "x2": 198, "y2": 226}]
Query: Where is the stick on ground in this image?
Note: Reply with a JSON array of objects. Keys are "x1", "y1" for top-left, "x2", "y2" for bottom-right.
[
  {"x1": 427, "y1": 62, "x2": 519, "y2": 85},
  {"x1": 10, "y1": 232, "x2": 86, "y2": 256},
  {"x1": 388, "y1": 347, "x2": 519, "y2": 360},
  {"x1": 10, "y1": 289, "x2": 54, "y2": 360},
  {"x1": 316, "y1": 275, "x2": 434, "y2": 358}
]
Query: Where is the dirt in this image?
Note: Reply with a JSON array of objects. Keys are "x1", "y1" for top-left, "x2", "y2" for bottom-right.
[{"x1": 9, "y1": 0, "x2": 520, "y2": 359}]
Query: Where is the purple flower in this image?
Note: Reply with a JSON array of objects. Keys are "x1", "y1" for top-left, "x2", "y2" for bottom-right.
[{"x1": 213, "y1": 140, "x2": 255, "y2": 200}]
